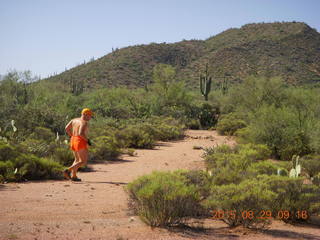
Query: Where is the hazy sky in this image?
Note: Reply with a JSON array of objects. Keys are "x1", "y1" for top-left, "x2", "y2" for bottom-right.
[{"x1": 1, "y1": 0, "x2": 319, "y2": 78}]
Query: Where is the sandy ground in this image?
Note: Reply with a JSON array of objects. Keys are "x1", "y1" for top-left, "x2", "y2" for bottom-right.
[{"x1": 0, "y1": 130, "x2": 319, "y2": 240}]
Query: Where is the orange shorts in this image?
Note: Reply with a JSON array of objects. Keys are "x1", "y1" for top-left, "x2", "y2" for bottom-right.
[{"x1": 70, "y1": 136, "x2": 88, "y2": 151}]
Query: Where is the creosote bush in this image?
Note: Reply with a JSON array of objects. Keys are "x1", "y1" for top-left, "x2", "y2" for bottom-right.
[
  {"x1": 216, "y1": 113, "x2": 246, "y2": 135},
  {"x1": 127, "y1": 171, "x2": 203, "y2": 227},
  {"x1": 0, "y1": 140, "x2": 63, "y2": 182}
]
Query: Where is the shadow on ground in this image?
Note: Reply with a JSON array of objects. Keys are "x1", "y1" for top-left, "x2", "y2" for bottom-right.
[{"x1": 261, "y1": 229, "x2": 320, "y2": 240}]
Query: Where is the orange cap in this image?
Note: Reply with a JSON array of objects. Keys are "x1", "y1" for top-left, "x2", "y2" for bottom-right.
[{"x1": 81, "y1": 108, "x2": 93, "y2": 116}]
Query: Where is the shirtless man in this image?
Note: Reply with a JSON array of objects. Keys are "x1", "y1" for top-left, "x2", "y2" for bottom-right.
[{"x1": 63, "y1": 108, "x2": 93, "y2": 181}]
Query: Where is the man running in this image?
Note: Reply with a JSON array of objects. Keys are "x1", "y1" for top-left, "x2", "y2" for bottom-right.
[{"x1": 63, "y1": 108, "x2": 93, "y2": 181}]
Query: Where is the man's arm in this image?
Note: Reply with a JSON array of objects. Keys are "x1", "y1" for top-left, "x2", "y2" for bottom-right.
[{"x1": 65, "y1": 120, "x2": 73, "y2": 137}]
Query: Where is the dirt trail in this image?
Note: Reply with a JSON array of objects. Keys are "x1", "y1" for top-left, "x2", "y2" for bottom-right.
[{"x1": 0, "y1": 130, "x2": 319, "y2": 240}]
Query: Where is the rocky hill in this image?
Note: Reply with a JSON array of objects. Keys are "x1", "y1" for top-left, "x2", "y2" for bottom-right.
[{"x1": 45, "y1": 21, "x2": 320, "y2": 91}]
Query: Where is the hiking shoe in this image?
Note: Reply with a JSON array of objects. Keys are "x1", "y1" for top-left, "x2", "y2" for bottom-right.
[
  {"x1": 71, "y1": 177, "x2": 82, "y2": 182},
  {"x1": 63, "y1": 169, "x2": 71, "y2": 180}
]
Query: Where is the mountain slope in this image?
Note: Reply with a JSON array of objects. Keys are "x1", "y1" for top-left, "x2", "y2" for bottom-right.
[{"x1": 46, "y1": 21, "x2": 320, "y2": 90}]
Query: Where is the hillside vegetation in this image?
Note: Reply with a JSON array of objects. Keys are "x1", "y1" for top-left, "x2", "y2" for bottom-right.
[{"x1": 45, "y1": 21, "x2": 320, "y2": 90}]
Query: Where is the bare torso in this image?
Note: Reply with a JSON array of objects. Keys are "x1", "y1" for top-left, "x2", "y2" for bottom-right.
[{"x1": 66, "y1": 118, "x2": 89, "y2": 140}]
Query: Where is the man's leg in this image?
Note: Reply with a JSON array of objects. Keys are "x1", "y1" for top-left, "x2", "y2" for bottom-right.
[
  {"x1": 64, "y1": 152, "x2": 78, "y2": 179},
  {"x1": 69, "y1": 148, "x2": 88, "y2": 179},
  {"x1": 69, "y1": 151, "x2": 80, "y2": 178}
]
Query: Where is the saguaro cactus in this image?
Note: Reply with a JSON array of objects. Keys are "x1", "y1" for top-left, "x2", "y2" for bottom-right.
[
  {"x1": 289, "y1": 155, "x2": 301, "y2": 178},
  {"x1": 199, "y1": 63, "x2": 212, "y2": 101}
]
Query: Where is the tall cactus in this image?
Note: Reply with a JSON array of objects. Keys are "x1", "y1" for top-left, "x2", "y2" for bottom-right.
[
  {"x1": 199, "y1": 63, "x2": 212, "y2": 101},
  {"x1": 289, "y1": 155, "x2": 301, "y2": 178}
]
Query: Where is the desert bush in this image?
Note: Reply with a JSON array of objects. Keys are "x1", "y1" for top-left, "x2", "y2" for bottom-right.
[
  {"x1": 91, "y1": 135, "x2": 122, "y2": 161},
  {"x1": 28, "y1": 127, "x2": 55, "y2": 142},
  {"x1": 0, "y1": 140, "x2": 20, "y2": 161},
  {"x1": 216, "y1": 113, "x2": 246, "y2": 135},
  {"x1": 0, "y1": 153, "x2": 63, "y2": 182},
  {"x1": 117, "y1": 125, "x2": 155, "y2": 149},
  {"x1": 0, "y1": 161, "x2": 16, "y2": 181},
  {"x1": 235, "y1": 143, "x2": 271, "y2": 160},
  {"x1": 185, "y1": 119, "x2": 201, "y2": 130},
  {"x1": 313, "y1": 173, "x2": 320, "y2": 186},
  {"x1": 203, "y1": 144, "x2": 234, "y2": 157},
  {"x1": 245, "y1": 105, "x2": 312, "y2": 160},
  {"x1": 20, "y1": 138, "x2": 55, "y2": 157},
  {"x1": 258, "y1": 175, "x2": 320, "y2": 222},
  {"x1": 205, "y1": 143, "x2": 274, "y2": 185},
  {"x1": 147, "y1": 117, "x2": 185, "y2": 141},
  {"x1": 247, "y1": 161, "x2": 279, "y2": 177},
  {"x1": 300, "y1": 154, "x2": 320, "y2": 178},
  {"x1": 127, "y1": 171, "x2": 202, "y2": 227},
  {"x1": 10, "y1": 154, "x2": 63, "y2": 180},
  {"x1": 203, "y1": 178, "x2": 276, "y2": 228},
  {"x1": 205, "y1": 152, "x2": 252, "y2": 185},
  {"x1": 204, "y1": 143, "x2": 269, "y2": 173},
  {"x1": 51, "y1": 146, "x2": 74, "y2": 166},
  {"x1": 198, "y1": 103, "x2": 219, "y2": 129},
  {"x1": 181, "y1": 170, "x2": 213, "y2": 200}
]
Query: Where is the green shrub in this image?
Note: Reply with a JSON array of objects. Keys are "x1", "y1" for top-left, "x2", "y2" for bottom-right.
[
  {"x1": 203, "y1": 179, "x2": 276, "y2": 228},
  {"x1": 127, "y1": 171, "x2": 202, "y2": 227},
  {"x1": 0, "y1": 141, "x2": 20, "y2": 161},
  {"x1": 205, "y1": 144, "x2": 274, "y2": 185},
  {"x1": 20, "y1": 138, "x2": 54, "y2": 157},
  {"x1": 313, "y1": 173, "x2": 320, "y2": 186},
  {"x1": 0, "y1": 161, "x2": 15, "y2": 181},
  {"x1": 198, "y1": 103, "x2": 219, "y2": 129},
  {"x1": 205, "y1": 152, "x2": 252, "y2": 185},
  {"x1": 11, "y1": 154, "x2": 63, "y2": 180},
  {"x1": 117, "y1": 126, "x2": 155, "y2": 149},
  {"x1": 185, "y1": 119, "x2": 201, "y2": 130},
  {"x1": 247, "y1": 161, "x2": 279, "y2": 177},
  {"x1": 300, "y1": 155, "x2": 320, "y2": 178},
  {"x1": 91, "y1": 135, "x2": 121, "y2": 161},
  {"x1": 51, "y1": 147, "x2": 74, "y2": 166},
  {"x1": 181, "y1": 170, "x2": 212, "y2": 200},
  {"x1": 245, "y1": 105, "x2": 312, "y2": 160},
  {"x1": 28, "y1": 127, "x2": 55, "y2": 142},
  {"x1": 216, "y1": 113, "x2": 246, "y2": 136},
  {"x1": 235, "y1": 143, "x2": 271, "y2": 160},
  {"x1": 204, "y1": 144, "x2": 234, "y2": 157},
  {"x1": 258, "y1": 175, "x2": 320, "y2": 222}
]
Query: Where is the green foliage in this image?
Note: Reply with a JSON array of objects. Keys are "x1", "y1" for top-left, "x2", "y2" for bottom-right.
[
  {"x1": 127, "y1": 171, "x2": 202, "y2": 227},
  {"x1": 258, "y1": 175, "x2": 320, "y2": 222},
  {"x1": 203, "y1": 179, "x2": 276, "y2": 228},
  {"x1": 28, "y1": 127, "x2": 55, "y2": 142},
  {"x1": 0, "y1": 161, "x2": 15, "y2": 181},
  {"x1": 91, "y1": 136, "x2": 122, "y2": 161},
  {"x1": 216, "y1": 113, "x2": 246, "y2": 135},
  {"x1": 247, "y1": 161, "x2": 279, "y2": 177},
  {"x1": 313, "y1": 173, "x2": 320, "y2": 186},
  {"x1": 0, "y1": 140, "x2": 20, "y2": 161},
  {"x1": 198, "y1": 103, "x2": 219, "y2": 129},
  {"x1": 20, "y1": 138, "x2": 54, "y2": 157},
  {"x1": 300, "y1": 154, "x2": 320, "y2": 178},
  {"x1": 245, "y1": 105, "x2": 312, "y2": 160},
  {"x1": 235, "y1": 143, "x2": 271, "y2": 160},
  {"x1": 11, "y1": 154, "x2": 63, "y2": 180},
  {"x1": 117, "y1": 125, "x2": 155, "y2": 149},
  {"x1": 51, "y1": 146, "x2": 74, "y2": 166}
]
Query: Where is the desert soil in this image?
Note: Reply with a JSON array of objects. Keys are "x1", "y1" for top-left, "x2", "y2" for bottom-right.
[{"x1": 0, "y1": 130, "x2": 319, "y2": 240}]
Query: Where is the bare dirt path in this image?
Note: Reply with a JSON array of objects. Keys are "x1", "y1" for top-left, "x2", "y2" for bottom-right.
[{"x1": 0, "y1": 130, "x2": 319, "y2": 240}]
